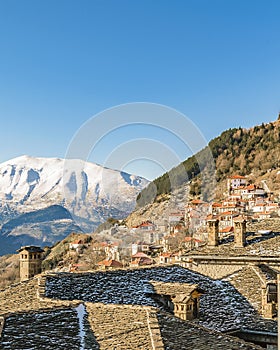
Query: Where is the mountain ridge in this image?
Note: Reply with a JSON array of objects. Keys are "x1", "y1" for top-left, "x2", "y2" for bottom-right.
[
  {"x1": 136, "y1": 118, "x2": 280, "y2": 207},
  {"x1": 0, "y1": 155, "x2": 149, "y2": 254}
]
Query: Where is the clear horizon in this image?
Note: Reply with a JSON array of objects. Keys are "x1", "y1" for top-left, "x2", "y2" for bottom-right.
[{"x1": 1, "y1": 0, "x2": 280, "y2": 180}]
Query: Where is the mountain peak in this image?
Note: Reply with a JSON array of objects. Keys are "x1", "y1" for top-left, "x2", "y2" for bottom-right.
[{"x1": 0, "y1": 156, "x2": 150, "y2": 253}]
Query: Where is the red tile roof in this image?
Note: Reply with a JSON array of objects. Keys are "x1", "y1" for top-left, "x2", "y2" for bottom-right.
[
  {"x1": 219, "y1": 226, "x2": 234, "y2": 233},
  {"x1": 98, "y1": 259, "x2": 123, "y2": 267},
  {"x1": 228, "y1": 175, "x2": 246, "y2": 179},
  {"x1": 212, "y1": 202, "x2": 222, "y2": 207},
  {"x1": 132, "y1": 252, "x2": 150, "y2": 258},
  {"x1": 191, "y1": 199, "x2": 205, "y2": 205},
  {"x1": 71, "y1": 240, "x2": 83, "y2": 245}
]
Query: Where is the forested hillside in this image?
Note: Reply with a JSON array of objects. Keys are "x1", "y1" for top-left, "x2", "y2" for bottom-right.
[{"x1": 137, "y1": 119, "x2": 280, "y2": 206}]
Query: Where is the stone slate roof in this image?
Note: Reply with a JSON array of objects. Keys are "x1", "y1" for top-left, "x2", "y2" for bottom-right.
[
  {"x1": 1, "y1": 301, "x2": 263, "y2": 350},
  {"x1": 0, "y1": 277, "x2": 78, "y2": 315},
  {"x1": 45, "y1": 266, "x2": 277, "y2": 333},
  {"x1": 0, "y1": 266, "x2": 275, "y2": 349},
  {"x1": 150, "y1": 280, "x2": 199, "y2": 296},
  {"x1": 187, "y1": 232, "x2": 280, "y2": 257},
  {"x1": 188, "y1": 263, "x2": 243, "y2": 280},
  {"x1": 1, "y1": 309, "x2": 84, "y2": 350},
  {"x1": 17, "y1": 246, "x2": 44, "y2": 253},
  {"x1": 157, "y1": 311, "x2": 263, "y2": 350},
  {"x1": 86, "y1": 303, "x2": 162, "y2": 349},
  {"x1": 225, "y1": 265, "x2": 277, "y2": 314}
]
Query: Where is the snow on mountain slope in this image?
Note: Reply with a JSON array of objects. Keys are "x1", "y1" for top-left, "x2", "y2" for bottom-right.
[{"x1": 0, "y1": 156, "x2": 149, "y2": 233}]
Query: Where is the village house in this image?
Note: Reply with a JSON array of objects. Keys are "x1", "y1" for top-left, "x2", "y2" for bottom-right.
[
  {"x1": 69, "y1": 239, "x2": 84, "y2": 252},
  {"x1": 168, "y1": 209, "x2": 185, "y2": 232},
  {"x1": 255, "y1": 211, "x2": 272, "y2": 220},
  {"x1": 97, "y1": 259, "x2": 123, "y2": 270},
  {"x1": 168, "y1": 210, "x2": 185, "y2": 224},
  {"x1": 158, "y1": 252, "x2": 181, "y2": 264},
  {"x1": 219, "y1": 211, "x2": 240, "y2": 228},
  {"x1": 103, "y1": 242, "x2": 120, "y2": 261},
  {"x1": 131, "y1": 241, "x2": 150, "y2": 256},
  {"x1": 227, "y1": 175, "x2": 247, "y2": 193},
  {"x1": 240, "y1": 184, "x2": 266, "y2": 200},
  {"x1": 185, "y1": 199, "x2": 210, "y2": 233},
  {"x1": 130, "y1": 252, "x2": 155, "y2": 267},
  {"x1": 182, "y1": 236, "x2": 204, "y2": 249},
  {"x1": 91, "y1": 241, "x2": 120, "y2": 261},
  {"x1": 137, "y1": 221, "x2": 156, "y2": 231}
]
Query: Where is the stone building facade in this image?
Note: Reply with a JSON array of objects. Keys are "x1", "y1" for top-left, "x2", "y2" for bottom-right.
[{"x1": 18, "y1": 246, "x2": 44, "y2": 281}]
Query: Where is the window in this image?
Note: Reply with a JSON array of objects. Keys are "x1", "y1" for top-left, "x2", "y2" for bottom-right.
[{"x1": 267, "y1": 283, "x2": 277, "y2": 303}]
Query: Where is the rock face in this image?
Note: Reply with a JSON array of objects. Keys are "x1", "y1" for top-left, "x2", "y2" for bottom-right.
[
  {"x1": 126, "y1": 185, "x2": 189, "y2": 228},
  {"x1": 0, "y1": 156, "x2": 149, "y2": 254}
]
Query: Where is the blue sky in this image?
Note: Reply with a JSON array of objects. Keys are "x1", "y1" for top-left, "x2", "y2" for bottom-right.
[{"x1": 0, "y1": 0, "x2": 280, "y2": 180}]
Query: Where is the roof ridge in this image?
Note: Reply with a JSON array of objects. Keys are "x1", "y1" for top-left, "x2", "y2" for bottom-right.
[
  {"x1": 250, "y1": 265, "x2": 267, "y2": 285},
  {"x1": 145, "y1": 309, "x2": 165, "y2": 350}
]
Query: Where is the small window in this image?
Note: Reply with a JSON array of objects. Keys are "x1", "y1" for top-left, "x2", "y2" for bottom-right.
[
  {"x1": 181, "y1": 305, "x2": 184, "y2": 311},
  {"x1": 267, "y1": 283, "x2": 277, "y2": 303}
]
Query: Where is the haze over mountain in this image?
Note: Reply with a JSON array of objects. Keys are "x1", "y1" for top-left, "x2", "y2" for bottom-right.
[{"x1": 0, "y1": 156, "x2": 149, "y2": 254}]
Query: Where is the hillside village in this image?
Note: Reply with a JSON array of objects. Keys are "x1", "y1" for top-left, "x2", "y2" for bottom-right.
[
  {"x1": 1, "y1": 172, "x2": 280, "y2": 348},
  {"x1": 3, "y1": 0, "x2": 280, "y2": 348},
  {"x1": 1, "y1": 124, "x2": 280, "y2": 349},
  {"x1": 53, "y1": 173, "x2": 280, "y2": 271}
]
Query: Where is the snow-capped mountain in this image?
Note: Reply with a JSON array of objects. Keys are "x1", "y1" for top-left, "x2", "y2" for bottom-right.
[{"x1": 0, "y1": 156, "x2": 149, "y2": 253}]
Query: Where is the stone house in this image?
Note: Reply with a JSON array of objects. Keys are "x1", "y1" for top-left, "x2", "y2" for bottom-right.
[
  {"x1": 130, "y1": 252, "x2": 155, "y2": 267},
  {"x1": 69, "y1": 239, "x2": 84, "y2": 251},
  {"x1": 97, "y1": 259, "x2": 123, "y2": 270},
  {"x1": 137, "y1": 221, "x2": 156, "y2": 231},
  {"x1": 131, "y1": 241, "x2": 150, "y2": 256},
  {"x1": 158, "y1": 252, "x2": 181, "y2": 264},
  {"x1": 227, "y1": 175, "x2": 247, "y2": 192}
]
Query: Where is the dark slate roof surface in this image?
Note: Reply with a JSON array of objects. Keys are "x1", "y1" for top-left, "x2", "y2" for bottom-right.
[{"x1": 45, "y1": 266, "x2": 277, "y2": 333}]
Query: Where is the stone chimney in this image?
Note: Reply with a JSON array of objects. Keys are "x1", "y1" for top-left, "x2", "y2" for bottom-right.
[
  {"x1": 234, "y1": 218, "x2": 246, "y2": 248},
  {"x1": 17, "y1": 246, "x2": 44, "y2": 281},
  {"x1": 207, "y1": 219, "x2": 219, "y2": 247}
]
